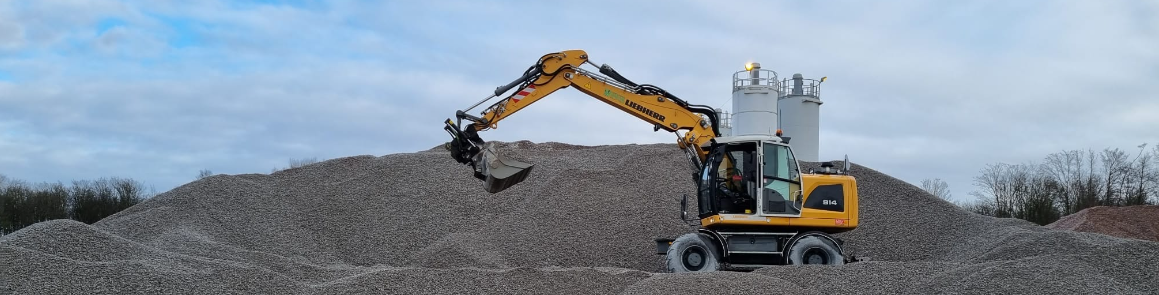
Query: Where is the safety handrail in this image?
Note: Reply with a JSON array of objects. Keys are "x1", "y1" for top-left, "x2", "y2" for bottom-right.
[
  {"x1": 780, "y1": 78, "x2": 822, "y2": 98},
  {"x1": 732, "y1": 69, "x2": 780, "y2": 91}
]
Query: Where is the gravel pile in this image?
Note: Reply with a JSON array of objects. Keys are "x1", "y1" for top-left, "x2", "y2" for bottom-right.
[
  {"x1": 2, "y1": 141, "x2": 1157, "y2": 294},
  {"x1": 1047, "y1": 205, "x2": 1159, "y2": 242}
]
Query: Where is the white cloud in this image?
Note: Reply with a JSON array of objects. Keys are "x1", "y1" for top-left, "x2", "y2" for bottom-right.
[
  {"x1": 0, "y1": 0, "x2": 1156, "y2": 199},
  {"x1": 0, "y1": 19, "x2": 24, "y2": 50}
]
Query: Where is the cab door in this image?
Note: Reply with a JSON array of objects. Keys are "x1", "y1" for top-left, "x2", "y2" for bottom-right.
[
  {"x1": 696, "y1": 146, "x2": 723, "y2": 218},
  {"x1": 759, "y1": 142, "x2": 803, "y2": 217}
]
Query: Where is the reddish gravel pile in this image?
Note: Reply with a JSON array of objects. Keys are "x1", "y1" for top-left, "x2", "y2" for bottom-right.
[{"x1": 1047, "y1": 205, "x2": 1159, "y2": 242}]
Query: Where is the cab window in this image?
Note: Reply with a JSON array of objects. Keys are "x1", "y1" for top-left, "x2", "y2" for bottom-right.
[
  {"x1": 761, "y1": 143, "x2": 801, "y2": 215},
  {"x1": 762, "y1": 144, "x2": 799, "y2": 182}
]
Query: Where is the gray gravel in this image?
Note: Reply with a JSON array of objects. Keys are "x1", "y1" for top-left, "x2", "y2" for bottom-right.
[{"x1": 2, "y1": 141, "x2": 1157, "y2": 294}]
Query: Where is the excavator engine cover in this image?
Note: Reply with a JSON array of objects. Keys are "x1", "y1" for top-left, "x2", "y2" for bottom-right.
[{"x1": 475, "y1": 142, "x2": 534, "y2": 193}]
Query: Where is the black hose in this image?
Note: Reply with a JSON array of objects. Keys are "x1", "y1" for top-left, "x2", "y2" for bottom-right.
[
  {"x1": 599, "y1": 64, "x2": 639, "y2": 87},
  {"x1": 638, "y1": 84, "x2": 690, "y2": 107},
  {"x1": 632, "y1": 84, "x2": 718, "y2": 136},
  {"x1": 686, "y1": 104, "x2": 722, "y2": 137},
  {"x1": 493, "y1": 65, "x2": 540, "y2": 96}
]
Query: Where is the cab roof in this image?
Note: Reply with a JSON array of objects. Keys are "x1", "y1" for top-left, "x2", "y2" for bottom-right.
[{"x1": 705, "y1": 135, "x2": 786, "y2": 146}]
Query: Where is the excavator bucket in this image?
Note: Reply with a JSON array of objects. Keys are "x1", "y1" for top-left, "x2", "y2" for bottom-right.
[
  {"x1": 445, "y1": 119, "x2": 533, "y2": 193},
  {"x1": 475, "y1": 142, "x2": 534, "y2": 193}
]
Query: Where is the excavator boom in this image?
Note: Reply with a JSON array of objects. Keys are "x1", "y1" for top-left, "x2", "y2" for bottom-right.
[{"x1": 445, "y1": 50, "x2": 722, "y2": 193}]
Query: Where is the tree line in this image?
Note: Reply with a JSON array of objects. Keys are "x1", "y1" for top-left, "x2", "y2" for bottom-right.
[
  {"x1": 924, "y1": 143, "x2": 1158, "y2": 225},
  {"x1": 2, "y1": 157, "x2": 319, "y2": 235},
  {"x1": 0, "y1": 174, "x2": 153, "y2": 235}
]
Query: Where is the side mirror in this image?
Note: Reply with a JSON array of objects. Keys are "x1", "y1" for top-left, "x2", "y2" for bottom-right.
[{"x1": 843, "y1": 154, "x2": 851, "y2": 174}]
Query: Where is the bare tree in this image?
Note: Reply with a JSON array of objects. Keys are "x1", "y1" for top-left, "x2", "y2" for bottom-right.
[
  {"x1": 1076, "y1": 149, "x2": 1103, "y2": 211},
  {"x1": 1100, "y1": 148, "x2": 1128, "y2": 206},
  {"x1": 921, "y1": 178, "x2": 952, "y2": 201},
  {"x1": 1019, "y1": 167, "x2": 1062, "y2": 225},
  {"x1": 112, "y1": 178, "x2": 146, "y2": 207},
  {"x1": 973, "y1": 163, "x2": 1018, "y2": 217},
  {"x1": 1140, "y1": 144, "x2": 1159, "y2": 205},
  {"x1": 971, "y1": 162, "x2": 1063, "y2": 224},
  {"x1": 1043, "y1": 150, "x2": 1105, "y2": 214},
  {"x1": 1008, "y1": 163, "x2": 1033, "y2": 217},
  {"x1": 966, "y1": 143, "x2": 1156, "y2": 224},
  {"x1": 272, "y1": 157, "x2": 320, "y2": 173},
  {"x1": 197, "y1": 169, "x2": 213, "y2": 180},
  {"x1": 0, "y1": 174, "x2": 6, "y2": 234},
  {"x1": 961, "y1": 192, "x2": 997, "y2": 216},
  {"x1": 289, "y1": 157, "x2": 318, "y2": 169},
  {"x1": 1044, "y1": 150, "x2": 1081, "y2": 214}
]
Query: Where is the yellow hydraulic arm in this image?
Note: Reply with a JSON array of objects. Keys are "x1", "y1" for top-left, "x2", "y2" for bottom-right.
[{"x1": 444, "y1": 50, "x2": 724, "y2": 193}]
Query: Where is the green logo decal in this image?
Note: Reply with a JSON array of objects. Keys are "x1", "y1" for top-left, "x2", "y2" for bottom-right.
[{"x1": 604, "y1": 89, "x2": 626, "y2": 104}]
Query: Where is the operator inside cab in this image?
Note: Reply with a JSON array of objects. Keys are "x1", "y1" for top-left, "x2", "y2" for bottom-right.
[
  {"x1": 711, "y1": 141, "x2": 804, "y2": 216},
  {"x1": 716, "y1": 142, "x2": 757, "y2": 214}
]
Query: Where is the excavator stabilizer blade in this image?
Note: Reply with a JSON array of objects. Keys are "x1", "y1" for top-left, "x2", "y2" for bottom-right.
[{"x1": 476, "y1": 143, "x2": 534, "y2": 193}]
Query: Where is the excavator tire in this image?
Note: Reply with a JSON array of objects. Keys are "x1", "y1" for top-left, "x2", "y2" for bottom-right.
[
  {"x1": 784, "y1": 234, "x2": 844, "y2": 265},
  {"x1": 665, "y1": 233, "x2": 720, "y2": 273}
]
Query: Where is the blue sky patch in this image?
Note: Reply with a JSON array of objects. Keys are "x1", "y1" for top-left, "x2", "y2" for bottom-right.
[
  {"x1": 231, "y1": 0, "x2": 326, "y2": 10},
  {"x1": 96, "y1": 18, "x2": 127, "y2": 34},
  {"x1": 157, "y1": 16, "x2": 200, "y2": 48}
]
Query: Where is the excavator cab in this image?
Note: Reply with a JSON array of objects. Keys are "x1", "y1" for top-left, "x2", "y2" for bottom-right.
[
  {"x1": 697, "y1": 137, "x2": 803, "y2": 218},
  {"x1": 700, "y1": 141, "x2": 758, "y2": 215}
]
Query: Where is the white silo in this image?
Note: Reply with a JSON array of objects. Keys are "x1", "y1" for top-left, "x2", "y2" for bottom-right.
[
  {"x1": 714, "y1": 108, "x2": 733, "y2": 136},
  {"x1": 778, "y1": 73, "x2": 823, "y2": 162},
  {"x1": 730, "y1": 63, "x2": 781, "y2": 137}
]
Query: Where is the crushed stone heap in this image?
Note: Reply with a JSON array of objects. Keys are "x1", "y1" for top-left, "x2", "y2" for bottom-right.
[
  {"x1": 2, "y1": 141, "x2": 1157, "y2": 294},
  {"x1": 1047, "y1": 205, "x2": 1159, "y2": 242}
]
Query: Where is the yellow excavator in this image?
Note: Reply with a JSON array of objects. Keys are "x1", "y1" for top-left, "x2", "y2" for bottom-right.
[{"x1": 443, "y1": 50, "x2": 860, "y2": 272}]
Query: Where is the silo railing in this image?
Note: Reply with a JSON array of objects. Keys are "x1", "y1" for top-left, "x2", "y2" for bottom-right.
[
  {"x1": 780, "y1": 78, "x2": 822, "y2": 98},
  {"x1": 732, "y1": 69, "x2": 780, "y2": 91},
  {"x1": 716, "y1": 110, "x2": 732, "y2": 129}
]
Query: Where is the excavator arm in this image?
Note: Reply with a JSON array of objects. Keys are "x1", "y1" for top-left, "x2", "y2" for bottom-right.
[{"x1": 445, "y1": 50, "x2": 722, "y2": 193}]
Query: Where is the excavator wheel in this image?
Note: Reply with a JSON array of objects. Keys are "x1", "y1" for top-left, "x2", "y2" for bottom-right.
[
  {"x1": 784, "y1": 233, "x2": 844, "y2": 265},
  {"x1": 665, "y1": 233, "x2": 721, "y2": 273}
]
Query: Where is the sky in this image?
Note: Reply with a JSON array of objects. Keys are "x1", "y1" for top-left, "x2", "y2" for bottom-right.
[{"x1": 0, "y1": 0, "x2": 1157, "y2": 202}]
